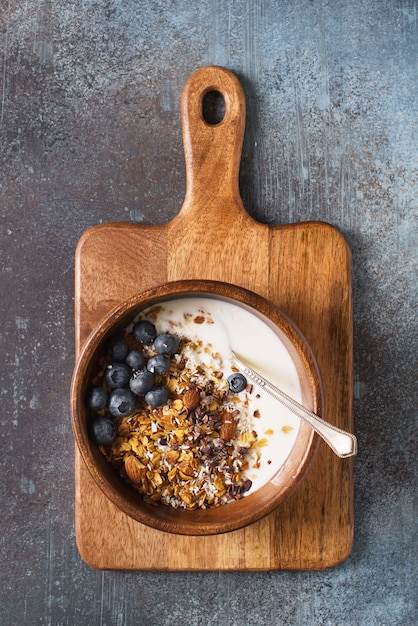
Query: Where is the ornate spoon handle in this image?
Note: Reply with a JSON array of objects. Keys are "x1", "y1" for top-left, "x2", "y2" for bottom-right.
[{"x1": 231, "y1": 352, "x2": 357, "y2": 459}]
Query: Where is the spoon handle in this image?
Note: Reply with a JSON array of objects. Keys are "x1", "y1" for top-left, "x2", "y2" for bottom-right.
[{"x1": 231, "y1": 352, "x2": 357, "y2": 459}]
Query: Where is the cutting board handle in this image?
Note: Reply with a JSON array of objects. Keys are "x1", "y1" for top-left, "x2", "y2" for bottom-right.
[{"x1": 180, "y1": 66, "x2": 247, "y2": 219}]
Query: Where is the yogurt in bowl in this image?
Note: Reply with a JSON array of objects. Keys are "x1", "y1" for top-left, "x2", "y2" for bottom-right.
[
  {"x1": 71, "y1": 280, "x2": 321, "y2": 535},
  {"x1": 118, "y1": 297, "x2": 302, "y2": 502}
]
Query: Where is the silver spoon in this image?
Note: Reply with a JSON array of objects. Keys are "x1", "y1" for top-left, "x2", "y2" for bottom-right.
[{"x1": 231, "y1": 351, "x2": 357, "y2": 458}]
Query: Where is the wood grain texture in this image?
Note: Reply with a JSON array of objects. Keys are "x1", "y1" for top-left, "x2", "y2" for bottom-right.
[{"x1": 74, "y1": 67, "x2": 353, "y2": 570}]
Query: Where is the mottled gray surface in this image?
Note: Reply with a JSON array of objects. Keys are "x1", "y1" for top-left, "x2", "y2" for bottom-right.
[{"x1": 1, "y1": 1, "x2": 417, "y2": 625}]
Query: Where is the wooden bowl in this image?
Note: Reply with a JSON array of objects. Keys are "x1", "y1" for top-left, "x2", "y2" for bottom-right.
[{"x1": 70, "y1": 280, "x2": 322, "y2": 535}]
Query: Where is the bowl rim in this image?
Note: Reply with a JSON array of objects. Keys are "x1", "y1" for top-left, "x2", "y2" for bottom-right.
[{"x1": 71, "y1": 279, "x2": 322, "y2": 535}]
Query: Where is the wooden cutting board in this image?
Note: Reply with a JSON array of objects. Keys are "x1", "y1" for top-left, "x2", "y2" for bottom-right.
[{"x1": 73, "y1": 66, "x2": 354, "y2": 570}]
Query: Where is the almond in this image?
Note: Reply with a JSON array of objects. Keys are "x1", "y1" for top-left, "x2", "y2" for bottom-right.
[
  {"x1": 183, "y1": 389, "x2": 200, "y2": 410},
  {"x1": 124, "y1": 455, "x2": 147, "y2": 483},
  {"x1": 220, "y1": 412, "x2": 238, "y2": 441}
]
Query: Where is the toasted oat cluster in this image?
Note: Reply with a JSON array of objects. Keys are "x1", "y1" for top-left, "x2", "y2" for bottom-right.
[{"x1": 92, "y1": 323, "x2": 259, "y2": 510}]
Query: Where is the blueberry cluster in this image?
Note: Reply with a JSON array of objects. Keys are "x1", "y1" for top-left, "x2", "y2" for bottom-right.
[{"x1": 87, "y1": 320, "x2": 180, "y2": 446}]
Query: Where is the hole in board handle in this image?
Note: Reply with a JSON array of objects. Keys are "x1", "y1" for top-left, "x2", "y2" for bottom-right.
[{"x1": 202, "y1": 90, "x2": 226, "y2": 125}]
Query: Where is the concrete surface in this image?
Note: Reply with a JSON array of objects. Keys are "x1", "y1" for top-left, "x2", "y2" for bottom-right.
[{"x1": 0, "y1": 1, "x2": 416, "y2": 624}]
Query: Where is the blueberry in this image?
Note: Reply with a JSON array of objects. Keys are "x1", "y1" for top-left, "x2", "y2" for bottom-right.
[
  {"x1": 129, "y1": 370, "x2": 155, "y2": 395},
  {"x1": 88, "y1": 416, "x2": 116, "y2": 446},
  {"x1": 227, "y1": 373, "x2": 247, "y2": 393},
  {"x1": 108, "y1": 388, "x2": 137, "y2": 417},
  {"x1": 145, "y1": 385, "x2": 170, "y2": 407},
  {"x1": 125, "y1": 349, "x2": 146, "y2": 370},
  {"x1": 132, "y1": 320, "x2": 157, "y2": 345},
  {"x1": 106, "y1": 337, "x2": 129, "y2": 362},
  {"x1": 154, "y1": 333, "x2": 180, "y2": 355},
  {"x1": 86, "y1": 386, "x2": 108, "y2": 411},
  {"x1": 147, "y1": 354, "x2": 170, "y2": 375},
  {"x1": 104, "y1": 362, "x2": 131, "y2": 389}
]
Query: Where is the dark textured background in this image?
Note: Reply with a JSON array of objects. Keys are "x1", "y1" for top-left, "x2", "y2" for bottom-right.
[{"x1": 1, "y1": 1, "x2": 417, "y2": 625}]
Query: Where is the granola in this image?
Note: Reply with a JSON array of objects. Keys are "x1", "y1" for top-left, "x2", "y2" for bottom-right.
[{"x1": 93, "y1": 313, "x2": 259, "y2": 510}]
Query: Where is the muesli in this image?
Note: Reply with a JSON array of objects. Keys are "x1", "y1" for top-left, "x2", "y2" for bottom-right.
[{"x1": 87, "y1": 306, "x2": 263, "y2": 510}]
